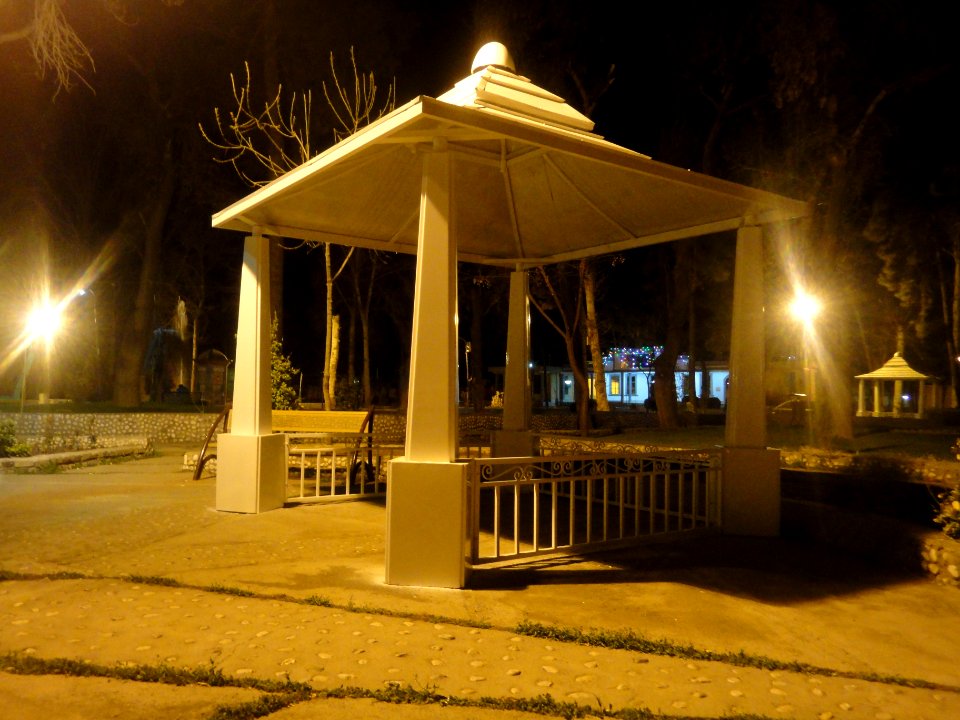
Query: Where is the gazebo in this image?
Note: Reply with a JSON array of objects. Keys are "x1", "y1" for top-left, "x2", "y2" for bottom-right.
[
  {"x1": 210, "y1": 42, "x2": 809, "y2": 588},
  {"x1": 855, "y1": 352, "x2": 940, "y2": 419}
]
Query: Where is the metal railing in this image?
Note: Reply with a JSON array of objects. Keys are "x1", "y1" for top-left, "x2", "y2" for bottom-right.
[
  {"x1": 285, "y1": 433, "x2": 401, "y2": 502},
  {"x1": 284, "y1": 432, "x2": 491, "y2": 502},
  {"x1": 468, "y1": 451, "x2": 721, "y2": 563}
]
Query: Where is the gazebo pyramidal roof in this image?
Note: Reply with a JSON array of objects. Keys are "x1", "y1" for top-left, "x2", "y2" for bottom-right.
[
  {"x1": 855, "y1": 352, "x2": 933, "y2": 381},
  {"x1": 212, "y1": 43, "x2": 809, "y2": 266}
]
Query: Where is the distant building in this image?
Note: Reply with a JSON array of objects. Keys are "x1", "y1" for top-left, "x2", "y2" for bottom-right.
[{"x1": 494, "y1": 346, "x2": 730, "y2": 408}]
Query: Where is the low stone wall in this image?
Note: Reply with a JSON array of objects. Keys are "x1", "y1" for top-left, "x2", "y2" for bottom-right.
[{"x1": 1, "y1": 411, "x2": 219, "y2": 452}]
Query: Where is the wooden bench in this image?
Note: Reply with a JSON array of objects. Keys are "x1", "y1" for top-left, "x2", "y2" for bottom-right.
[{"x1": 192, "y1": 406, "x2": 373, "y2": 480}]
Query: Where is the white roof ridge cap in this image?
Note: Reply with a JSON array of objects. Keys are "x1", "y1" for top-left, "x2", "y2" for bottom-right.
[{"x1": 468, "y1": 101, "x2": 600, "y2": 137}]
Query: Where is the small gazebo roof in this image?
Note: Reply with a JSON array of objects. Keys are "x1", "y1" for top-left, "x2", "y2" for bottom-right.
[{"x1": 855, "y1": 352, "x2": 933, "y2": 381}]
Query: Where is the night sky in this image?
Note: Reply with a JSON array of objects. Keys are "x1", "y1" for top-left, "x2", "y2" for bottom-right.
[{"x1": 1, "y1": 1, "x2": 958, "y2": 401}]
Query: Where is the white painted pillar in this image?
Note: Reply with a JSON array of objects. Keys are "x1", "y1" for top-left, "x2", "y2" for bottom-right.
[
  {"x1": 722, "y1": 224, "x2": 779, "y2": 536},
  {"x1": 216, "y1": 231, "x2": 286, "y2": 513},
  {"x1": 386, "y1": 141, "x2": 468, "y2": 588},
  {"x1": 893, "y1": 379, "x2": 903, "y2": 416},
  {"x1": 872, "y1": 382, "x2": 881, "y2": 416},
  {"x1": 492, "y1": 267, "x2": 534, "y2": 457},
  {"x1": 857, "y1": 379, "x2": 866, "y2": 417}
]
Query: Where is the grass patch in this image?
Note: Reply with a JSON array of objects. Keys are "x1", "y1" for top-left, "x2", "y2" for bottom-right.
[
  {"x1": 303, "y1": 594, "x2": 333, "y2": 607},
  {"x1": 0, "y1": 652, "x2": 307, "y2": 694},
  {"x1": 125, "y1": 574, "x2": 180, "y2": 587},
  {"x1": 514, "y1": 620, "x2": 959, "y2": 692},
  {"x1": 207, "y1": 584, "x2": 257, "y2": 597},
  {"x1": 1, "y1": 650, "x2": 781, "y2": 720},
  {"x1": 4, "y1": 570, "x2": 957, "y2": 697},
  {"x1": 208, "y1": 690, "x2": 313, "y2": 720}
]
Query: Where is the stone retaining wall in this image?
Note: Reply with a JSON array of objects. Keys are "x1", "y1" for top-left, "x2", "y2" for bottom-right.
[
  {"x1": 2, "y1": 408, "x2": 661, "y2": 452},
  {"x1": 1, "y1": 412, "x2": 219, "y2": 452}
]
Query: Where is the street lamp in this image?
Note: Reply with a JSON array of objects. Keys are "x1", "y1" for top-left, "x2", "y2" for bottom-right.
[
  {"x1": 789, "y1": 288, "x2": 821, "y2": 443},
  {"x1": 789, "y1": 289, "x2": 821, "y2": 331},
  {"x1": 23, "y1": 299, "x2": 66, "y2": 408}
]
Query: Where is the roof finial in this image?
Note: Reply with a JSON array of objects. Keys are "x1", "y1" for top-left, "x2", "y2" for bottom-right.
[{"x1": 471, "y1": 41, "x2": 515, "y2": 74}]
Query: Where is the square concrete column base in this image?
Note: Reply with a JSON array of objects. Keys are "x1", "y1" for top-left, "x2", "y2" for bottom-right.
[
  {"x1": 491, "y1": 429, "x2": 535, "y2": 458},
  {"x1": 216, "y1": 433, "x2": 287, "y2": 514},
  {"x1": 721, "y1": 447, "x2": 781, "y2": 536},
  {"x1": 386, "y1": 458, "x2": 469, "y2": 588}
]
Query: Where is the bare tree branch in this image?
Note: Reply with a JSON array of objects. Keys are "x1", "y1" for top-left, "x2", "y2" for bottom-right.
[{"x1": 0, "y1": 0, "x2": 96, "y2": 91}]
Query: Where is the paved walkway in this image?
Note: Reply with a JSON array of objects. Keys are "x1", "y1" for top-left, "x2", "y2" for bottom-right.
[{"x1": 1, "y1": 444, "x2": 959, "y2": 719}]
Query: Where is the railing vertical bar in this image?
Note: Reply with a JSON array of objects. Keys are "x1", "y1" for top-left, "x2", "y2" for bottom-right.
[
  {"x1": 634, "y1": 474, "x2": 641, "y2": 537},
  {"x1": 298, "y1": 452, "x2": 306, "y2": 497},
  {"x1": 679, "y1": 466, "x2": 686, "y2": 530},
  {"x1": 649, "y1": 470, "x2": 657, "y2": 535},
  {"x1": 692, "y1": 467, "x2": 700, "y2": 528},
  {"x1": 618, "y1": 475, "x2": 625, "y2": 539},
  {"x1": 551, "y1": 480, "x2": 558, "y2": 550},
  {"x1": 493, "y1": 485, "x2": 501, "y2": 559},
  {"x1": 533, "y1": 481, "x2": 540, "y2": 551},
  {"x1": 602, "y1": 474, "x2": 609, "y2": 542},
  {"x1": 513, "y1": 482, "x2": 520, "y2": 556},
  {"x1": 665, "y1": 470, "x2": 671, "y2": 533},
  {"x1": 586, "y1": 478, "x2": 593, "y2": 543}
]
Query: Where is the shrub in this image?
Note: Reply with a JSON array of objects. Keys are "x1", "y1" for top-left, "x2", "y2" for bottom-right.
[
  {"x1": 0, "y1": 421, "x2": 30, "y2": 458},
  {"x1": 270, "y1": 315, "x2": 300, "y2": 410},
  {"x1": 934, "y1": 485, "x2": 960, "y2": 541}
]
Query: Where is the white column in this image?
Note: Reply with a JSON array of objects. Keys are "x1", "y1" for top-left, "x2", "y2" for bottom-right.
[
  {"x1": 493, "y1": 267, "x2": 534, "y2": 457},
  {"x1": 893, "y1": 379, "x2": 903, "y2": 416},
  {"x1": 725, "y1": 225, "x2": 767, "y2": 448},
  {"x1": 857, "y1": 379, "x2": 866, "y2": 416},
  {"x1": 386, "y1": 141, "x2": 468, "y2": 588},
  {"x1": 404, "y1": 143, "x2": 458, "y2": 463},
  {"x1": 722, "y1": 224, "x2": 779, "y2": 536},
  {"x1": 216, "y1": 231, "x2": 286, "y2": 513},
  {"x1": 872, "y1": 382, "x2": 881, "y2": 416}
]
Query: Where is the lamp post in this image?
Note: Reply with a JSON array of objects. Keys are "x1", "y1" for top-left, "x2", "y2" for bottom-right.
[
  {"x1": 77, "y1": 288, "x2": 101, "y2": 399},
  {"x1": 789, "y1": 289, "x2": 821, "y2": 444}
]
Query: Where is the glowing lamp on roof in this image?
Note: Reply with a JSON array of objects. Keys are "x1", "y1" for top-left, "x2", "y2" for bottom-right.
[{"x1": 471, "y1": 41, "x2": 515, "y2": 74}]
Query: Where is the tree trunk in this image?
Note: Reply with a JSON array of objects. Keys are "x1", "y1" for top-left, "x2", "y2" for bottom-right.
[
  {"x1": 952, "y1": 234, "x2": 960, "y2": 407},
  {"x1": 653, "y1": 242, "x2": 692, "y2": 429},
  {"x1": 347, "y1": 308, "x2": 357, "y2": 388},
  {"x1": 564, "y1": 332, "x2": 592, "y2": 435},
  {"x1": 113, "y1": 142, "x2": 177, "y2": 407},
  {"x1": 653, "y1": 349, "x2": 680, "y2": 429},
  {"x1": 326, "y1": 314, "x2": 339, "y2": 409},
  {"x1": 360, "y1": 308, "x2": 372, "y2": 408},
  {"x1": 262, "y1": 0, "x2": 284, "y2": 332},
  {"x1": 469, "y1": 281, "x2": 486, "y2": 412},
  {"x1": 323, "y1": 243, "x2": 335, "y2": 410},
  {"x1": 583, "y1": 259, "x2": 609, "y2": 411},
  {"x1": 350, "y1": 251, "x2": 376, "y2": 409}
]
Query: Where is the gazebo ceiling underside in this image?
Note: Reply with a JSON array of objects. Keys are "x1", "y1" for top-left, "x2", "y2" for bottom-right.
[{"x1": 213, "y1": 96, "x2": 809, "y2": 267}]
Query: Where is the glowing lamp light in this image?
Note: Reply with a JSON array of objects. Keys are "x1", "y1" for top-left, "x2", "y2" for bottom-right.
[
  {"x1": 789, "y1": 290, "x2": 821, "y2": 329},
  {"x1": 26, "y1": 302, "x2": 64, "y2": 345}
]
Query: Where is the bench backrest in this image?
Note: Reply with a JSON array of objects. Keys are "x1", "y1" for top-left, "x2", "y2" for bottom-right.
[{"x1": 271, "y1": 409, "x2": 372, "y2": 434}]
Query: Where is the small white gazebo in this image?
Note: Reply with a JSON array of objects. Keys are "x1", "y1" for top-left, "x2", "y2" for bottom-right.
[
  {"x1": 855, "y1": 352, "x2": 940, "y2": 419},
  {"x1": 211, "y1": 42, "x2": 809, "y2": 588}
]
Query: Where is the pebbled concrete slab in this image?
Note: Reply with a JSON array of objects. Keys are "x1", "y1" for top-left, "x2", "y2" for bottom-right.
[{"x1": 1, "y1": 443, "x2": 958, "y2": 719}]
